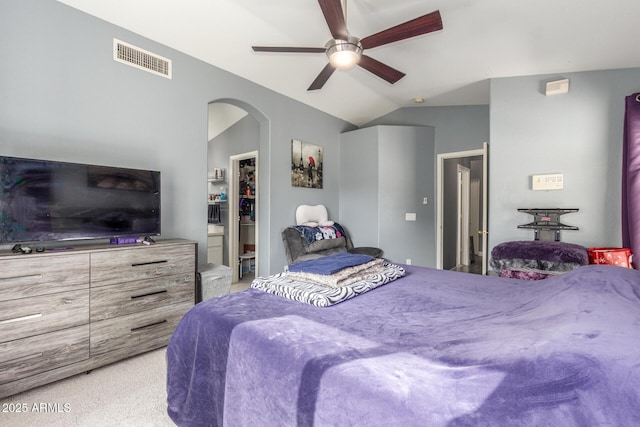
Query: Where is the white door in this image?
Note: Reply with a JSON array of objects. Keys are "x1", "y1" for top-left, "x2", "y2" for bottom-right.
[
  {"x1": 469, "y1": 179, "x2": 480, "y2": 257},
  {"x1": 456, "y1": 165, "x2": 470, "y2": 267}
]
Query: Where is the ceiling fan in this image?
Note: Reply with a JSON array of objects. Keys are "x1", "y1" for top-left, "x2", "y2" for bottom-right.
[{"x1": 252, "y1": 0, "x2": 443, "y2": 90}]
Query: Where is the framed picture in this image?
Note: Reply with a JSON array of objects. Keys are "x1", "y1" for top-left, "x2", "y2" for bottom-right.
[{"x1": 291, "y1": 139, "x2": 323, "y2": 189}]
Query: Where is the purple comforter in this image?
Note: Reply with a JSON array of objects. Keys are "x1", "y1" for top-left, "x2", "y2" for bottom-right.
[{"x1": 167, "y1": 265, "x2": 640, "y2": 426}]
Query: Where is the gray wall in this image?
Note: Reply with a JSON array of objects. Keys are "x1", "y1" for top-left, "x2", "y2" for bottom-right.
[
  {"x1": 366, "y1": 105, "x2": 490, "y2": 155},
  {"x1": 366, "y1": 105, "x2": 489, "y2": 269},
  {"x1": 0, "y1": 0, "x2": 353, "y2": 274},
  {"x1": 339, "y1": 127, "x2": 380, "y2": 247},
  {"x1": 208, "y1": 114, "x2": 260, "y2": 172},
  {"x1": 489, "y1": 68, "x2": 640, "y2": 252},
  {"x1": 378, "y1": 126, "x2": 436, "y2": 266},
  {"x1": 340, "y1": 125, "x2": 436, "y2": 267}
]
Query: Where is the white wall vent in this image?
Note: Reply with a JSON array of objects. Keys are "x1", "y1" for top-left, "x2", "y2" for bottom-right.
[{"x1": 113, "y1": 38, "x2": 172, "y2": 79}]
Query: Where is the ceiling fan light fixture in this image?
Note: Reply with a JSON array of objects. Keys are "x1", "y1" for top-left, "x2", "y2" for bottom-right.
[{"x1": 326, "y1": 36, "x2": 363, "y2": 70}]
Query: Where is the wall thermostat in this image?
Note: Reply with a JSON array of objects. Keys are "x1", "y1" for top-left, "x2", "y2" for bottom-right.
[{"x1": 532, "y1": 173, "x2": 564, "y2": 190}]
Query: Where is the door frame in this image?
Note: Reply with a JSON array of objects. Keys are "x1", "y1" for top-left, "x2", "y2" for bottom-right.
[
  {"x1": 229, "y1": 151, "x2": 259, "y2": 283},
  {"x1": 436, "y1": 142, "x2": 489, "y2": 274}
]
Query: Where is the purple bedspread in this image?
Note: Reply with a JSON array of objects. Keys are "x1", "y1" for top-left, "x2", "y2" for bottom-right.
[{"x1": 167, "y1": 265, "x2": 640, "y2": 426}]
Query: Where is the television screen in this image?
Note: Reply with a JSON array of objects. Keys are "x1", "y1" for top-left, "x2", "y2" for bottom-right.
[{"x1": 0, "y1": 156, "x2": 161, "y2": 244}]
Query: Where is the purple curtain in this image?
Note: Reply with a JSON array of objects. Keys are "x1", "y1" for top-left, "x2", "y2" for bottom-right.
[{"x1": 622, "y1": 93, "x2": 640, "y2": 269}]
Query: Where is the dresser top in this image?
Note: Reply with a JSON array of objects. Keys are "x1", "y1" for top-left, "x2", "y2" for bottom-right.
[{"x1": 0, "y1": 238, "x2": 197, "y2": 260}]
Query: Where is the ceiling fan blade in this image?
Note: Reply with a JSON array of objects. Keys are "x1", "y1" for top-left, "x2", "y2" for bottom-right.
[
  {"x1": 360, "y1": 10, "x2": 442, "y2": 49},
  {"x1": 318, "y1": 0, "x2": 349, "y2": 40},
  {"x1": 358, "y1": 55, "x2": 405, "y2": 84},
  {"x1": 308, "y1": 63, "x2": 336, "y2": 91},
  {"x1": 252, "y1": 46, "x2": 326, "y2": 53}
]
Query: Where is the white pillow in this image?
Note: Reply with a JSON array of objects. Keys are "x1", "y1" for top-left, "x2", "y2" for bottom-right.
[{"x1": 295, "y1": 204, "x2": 334, "y2": 227}]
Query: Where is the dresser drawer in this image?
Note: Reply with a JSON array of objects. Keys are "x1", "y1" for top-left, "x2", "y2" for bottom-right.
[
  {"x1": 0, "y1": 290, "x2": 89, "y2": 343},
  {"x1": 90, "y1": 244, "x2": 195, "y2": 287},
  {"x1": 90, "y1": 273, "x2": 194, "y2": 322},
  {"x1": 90, "y1": 302, "x2": 192, "y2": 357},
  {"x1": 0, "y1": 253, "x2": 90, "y2": 301},
  {"x1": 0, "y1": 325, "x2": 89, "y2": 385}
]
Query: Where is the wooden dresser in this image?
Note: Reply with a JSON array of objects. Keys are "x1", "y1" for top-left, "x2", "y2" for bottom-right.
[{"x1": 0, "y1": 239, "x2": 196, "y2": 398}]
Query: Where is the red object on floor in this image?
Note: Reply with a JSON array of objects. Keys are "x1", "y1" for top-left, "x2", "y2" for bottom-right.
[{"x1": 588, "y1": 247, "x2": 633, "y2": 268}]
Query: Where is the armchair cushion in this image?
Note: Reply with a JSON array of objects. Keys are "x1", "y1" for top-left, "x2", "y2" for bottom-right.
[
  {"x1": 282, "y1": 226, "x2": 350, "y2": 265},
  {"x1": 306, "y1": 237, "x2": 347, "y2": 253}
]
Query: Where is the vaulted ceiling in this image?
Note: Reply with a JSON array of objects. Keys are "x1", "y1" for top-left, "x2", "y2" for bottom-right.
[{"x1": 58, "y1": 0, "x2": 640, "y2": 125}]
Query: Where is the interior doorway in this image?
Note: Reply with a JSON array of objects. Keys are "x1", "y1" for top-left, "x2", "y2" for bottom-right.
[
  {"x1": 207, "y1": 100, "x2": 264, "y2": 282},
  {"x1": 436, "y1": 143, "x2": 488, "y2": 274}
]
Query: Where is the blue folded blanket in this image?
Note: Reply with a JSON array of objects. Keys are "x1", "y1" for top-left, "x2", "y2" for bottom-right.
[{"x1": 288, "y1": 252, "x2": 374, "y2": 275}]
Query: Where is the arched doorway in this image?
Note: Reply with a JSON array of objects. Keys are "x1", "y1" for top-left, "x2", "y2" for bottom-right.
[{"x1": 207, "y1": 100, "x2": 269, "y2": 283}]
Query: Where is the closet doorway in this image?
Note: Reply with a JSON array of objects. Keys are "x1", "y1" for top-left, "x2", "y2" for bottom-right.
[
  {"x1": 229, "y1": 152, "x2": 258, "y2": 283},
  {"x1": 207, "y1": 100, "x2": 263, "y2": 282}
]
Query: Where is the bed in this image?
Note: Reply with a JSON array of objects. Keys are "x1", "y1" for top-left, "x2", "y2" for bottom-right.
[{"x1": 166, "y1": 263, "x2": 640, "y2": 426}]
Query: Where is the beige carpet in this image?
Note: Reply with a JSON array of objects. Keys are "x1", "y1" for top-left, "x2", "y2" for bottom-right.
[{"x1": 0, "y1": 348, "x2": 173, "y2": 426}]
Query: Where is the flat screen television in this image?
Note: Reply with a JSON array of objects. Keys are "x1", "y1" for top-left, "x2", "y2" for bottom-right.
[{"x1": 0, "y1": 155, "x2": 161, "y2": 244}]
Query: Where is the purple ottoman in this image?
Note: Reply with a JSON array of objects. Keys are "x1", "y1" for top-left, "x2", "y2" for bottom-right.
[{"x1": 490, "y1": 240, "x2": 588, "y2": 280}]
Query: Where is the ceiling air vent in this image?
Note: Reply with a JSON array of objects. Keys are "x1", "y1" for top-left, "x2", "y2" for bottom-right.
[{"x1": 113, "y1": 38, "x2": 172, "y2": 79}]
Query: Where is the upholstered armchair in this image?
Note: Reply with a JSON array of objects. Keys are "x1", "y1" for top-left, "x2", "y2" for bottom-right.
[{"x1": 281, "y1": 205, "x2": 382, "y2": 265}]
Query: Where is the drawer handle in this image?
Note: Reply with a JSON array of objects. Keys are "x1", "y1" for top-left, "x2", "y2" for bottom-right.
[
  {"x1": 130, "y1": 319, "x2": 167, "y2": 332},
  {"x1": 0, "y1": 313, "x2": 43, "y2": 325},
  {"x1": 131, "y1": 260, "x2": 168, "y2": 267},
  {"x1": 130, "y1": 290, "x2": 168, "y2": 300},
  {"x1": 0, "y1": 274, "x2": 43, "y2": 282}
]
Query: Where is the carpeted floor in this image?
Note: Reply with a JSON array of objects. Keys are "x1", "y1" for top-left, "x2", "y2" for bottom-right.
[{"x1": 0, "y1": 348, "x2": 173, "y2": 426}]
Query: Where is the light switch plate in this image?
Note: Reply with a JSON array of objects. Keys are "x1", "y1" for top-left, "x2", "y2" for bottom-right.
[{"x1": 405, "y1": 212, "x2": 417, "y2": 221}]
